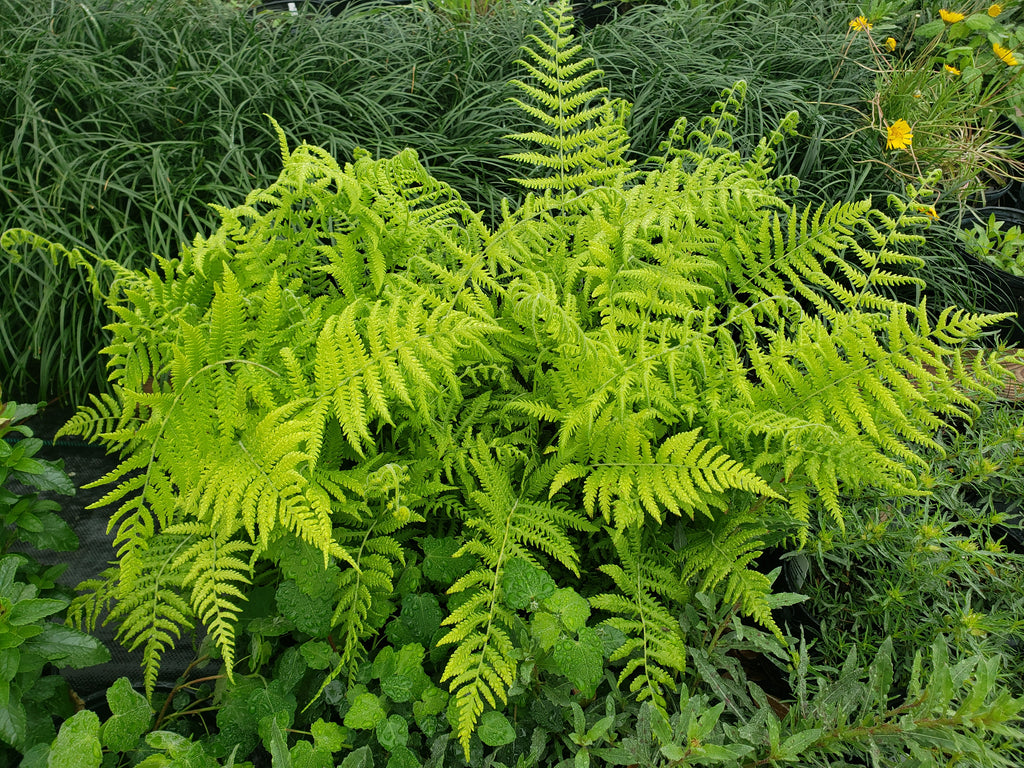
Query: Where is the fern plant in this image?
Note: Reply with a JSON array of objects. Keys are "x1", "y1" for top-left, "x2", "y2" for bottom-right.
[{"x1": 1, "y1": 0, "x2": 1014, "y2": 757}]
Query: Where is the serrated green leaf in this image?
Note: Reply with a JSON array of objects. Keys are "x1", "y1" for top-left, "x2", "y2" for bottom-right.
[
  {"x1": 300, "y1": 640, "x2": 338, "y2": 670},
  {"x1": 146, "y1": 729, "x2": 191, "y2": 751},
  {"x1": 966, "y1": 13, "x2": 995, "y2": 30},
  {"x1": 543, "y1": 588, "x2": 590, "y2": 633},
  {"x1": 49, "y1": 709, "x2": 102, "y2": 768},
  {"x1": 419, "y1": 537, "x2": 474, "y2": 585},
  {"x1": 531, "y1": 610, "x2": 562, "y2": 652},
  {"x1": 478, "y1": 710, "x2": 515, "y2": 747},
  {"x1": 501, "y1": 559, "x2": 556, "y2": 611},
  {"x1": 102, "y1": 677, "x2": 154, "y2": 752},
  {"x1": 7, "y1": 597, "x2": 67, "y2": 626},
  {"x1": 553, "y1": 626, "x2": 604, "y2": 697},
  {"x1": 311, "y1": 718, "x2": 345, "y2": 753},
  {"x1": 345, "y1": 693, "x2": 387, "y2": 730},
  {"x1": 0, "y1": 693, "x2": 26, "y2": 748},
  {"x1": 414, "y1": 685, "x2": 448, "y2": 722},
  {"x1": 376, "y1": 714, "x2": 409, "y2": 751},
  {"x1": 659, "y1": 743, "x2": 686, "y2": 761},
  {"x1": 0, "y1": 647, "x2": 19, "y2": 682},
  {"x1": 17, "y1": 511, "x2": 78, "y2": 552},
  {"x1": 389, "y1": 593, "x2": 442, "y2": 648},
  {"x1": 289, "y1": 740, "x2": 332, "y2": 768},
  {"x1": 341, "y1": 745, "x2": 375, "y2": 768},
  {"x1": 269, "y1": 717, "x2": 292, "y2": 768},
  {"x1": 23, "y1": 624, "x2": 109, "y2": 668},
  {"x1": 13, "y1": 457, "x2": 75, "y2": 495},
  {"x1": 385, "y1": 745, "x2": 420, "y2": 768},
  {"x1": 914, "y1": 18, "x2": 946, "y2": 37},
  {"x1": 276, "y1": 580, "x2": 333, "y2": 637},
  {"x1": 19, "y1": 742, "x2": 49, "y2": 768}
]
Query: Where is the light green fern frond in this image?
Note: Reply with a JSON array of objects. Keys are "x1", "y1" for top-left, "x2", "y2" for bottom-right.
[
  {"x1": 676, "y1": 510, "x2": 779, "y2": 639},
  {"x1": 439, "y1": 439, "x2": 590, "y2": 758},
  {"x1": 166, "y1": 526, "x2": 254, "y2": 677},
  {"x1": 589, "y1": 526, "x2": 689, "y2": 713},
  {"x1": 103, "y1": 534, "x2": 196, "y2": 697},
  {"x1": 505, "y1": 0, "x2": 634, "y2": 199}
]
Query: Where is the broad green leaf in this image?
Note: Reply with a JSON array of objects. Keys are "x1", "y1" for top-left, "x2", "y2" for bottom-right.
[
  {"x1": 660, "y1": 743, "x2": 686, "y2": 761},
  {"x1": 553, "y1": 627, "x2": 604, "y2": 697},
  {"x1": 914, "y1": 18, "x2": 945, "y2": 37},
  {"x1": 966, "y1": 13, "x2": 996, "y2": 30},
  {"x1": 0, "y1": 647, "x2": 19, "y2": 681},
  {"x1": 0, "y1": 693, "x2": 26, "y2": 748},
  {"x1": 289, "y1": 740, "x2": 332, "y2": 768},
  {"x1": 413, "y1": 685, "x2": 448, "y2": 722},
  {"x1": 276, "y1": 580, "x2": 332, "y2": 637},
  {"x1": 16, "y1": 511, "x2": 78, "y2": 552},
  {"x1": 102, "y1": 677, "x2": 154, "y2": 753},
  {"x1": 146, "y1": 731, "x2": 191, "y2": 751},
  {"x1": 385, "y1": 745, "x2": 420, "y2": 768},
  {"x1": 311, "y1": 718, "x2": 346, "y2": 752},
  {"x1": 477, "y1": 710, "x2": 515, "y2": 747},
  {"x1": 376, "y1": 714, "x2": 409, "y2": 751},
  {"x1": 19, "y1": 742, "x2": 49, "y2": 768},
  {"x1": 300, "y1": 640, "x2": 337, "y2": 670},
  {"x1": 25, "y1": 624, "x2": 110, "y2": 668},
  {"x1": 501, "y1": 558, "x2": 556, "y2": 610},
  {"x1": 380, "y1": 644, "x2": 429, "y2": 703},
  {"x1": 268, "y1": 717, "x2": 292, "y2": 768},
  {"x1": 543, "y1": 588, "x2": 590, "y2": 633},
  {"x1": 419, "y1": 537, "x2": 474, "y2": 585},
  {"x1": 48, "y1": 710, "x2": 102, "y2": 768},
  {"x1": 15, "y1": 459, "x2": 75, "y2": 495},
  {"x1": 7, "y1": 597, "x2": 67, "y2": 626},
  {"x1": 530, "y1": 611, "x2": 562, "y2": 651},
  {"x1": 345, "y1": 692, "x2": 387, "y2": 730},
  {"x1": 386, "y1": 593, "x2": 442, "y2": 648},
  {"x1": 341, "y1": 745, "x2": 375, "y2": 768}
]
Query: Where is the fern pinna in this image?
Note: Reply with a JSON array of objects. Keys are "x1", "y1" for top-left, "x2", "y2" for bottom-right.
[{"x1": 1, "y1": 0, "x2": 1011, "y2": 757}]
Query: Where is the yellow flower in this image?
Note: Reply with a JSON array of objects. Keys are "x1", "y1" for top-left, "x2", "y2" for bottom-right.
[
  {"x1": 988, "y1": 3, "x2": 1003, "y2": 16},
  {"x1": 994, "y1": 42, "x2": 1019, "y2": 65},
  {"x1": 849, "y1": 15, "x2": 872, "y2": 32},
  {"x1": 925, "y1": 205, "x2": 940, "y2": 222},
  {"x1": 945, "y1": 64, "x2": 961, "y2": 75},
  {"x1": 886, "y1": 119, "x2": 914, "y2": 150},
  {"x1": 886, "y1": 36, "x2": 897, "y2": 51},
  {"x1": 939, "y1": 8, "x2": 966, "y2": 23}
]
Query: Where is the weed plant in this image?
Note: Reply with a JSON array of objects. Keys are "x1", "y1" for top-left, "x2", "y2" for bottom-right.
[{"x1": 798, "y1": 396, "x2": 1024, "y2": 694}]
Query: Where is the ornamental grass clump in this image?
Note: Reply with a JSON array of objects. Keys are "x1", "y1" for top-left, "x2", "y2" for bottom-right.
[
  {"x1": 2, "y1": 0, "x2": 1018, "y2": 758},
  {"x1": 842, "y1": 2, "x2": 1024, "y2": 199}
]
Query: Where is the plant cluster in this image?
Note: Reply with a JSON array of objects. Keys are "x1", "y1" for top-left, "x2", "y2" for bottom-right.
[
  {"x1": 0, "y1": 389, "x2": 111, "y2": 761},
  {"x1": 843, "y1": 1, "x2": 1024, "y2": 198},
  {"x1": 5, "y1": 0, "x2": 1023, "y2": 764},
  {"x1": 959, "y1": 209, "x2": 1024, "y2": 273},
  {"x1": 796, "y1": 394, "x2": 1024, "y2": 689},
  {"x1": 0, "y1": 0, "x2": 901, "y2": 404}
]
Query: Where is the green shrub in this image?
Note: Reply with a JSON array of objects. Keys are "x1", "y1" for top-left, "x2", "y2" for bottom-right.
[{"x1": 3, "y1": 0, "x2": 1017, "y2": 759}]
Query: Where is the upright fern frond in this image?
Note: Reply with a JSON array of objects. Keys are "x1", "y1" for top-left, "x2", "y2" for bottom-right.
[{"x1": 504, "y1": 0, "x2": 634, "y2": 199}]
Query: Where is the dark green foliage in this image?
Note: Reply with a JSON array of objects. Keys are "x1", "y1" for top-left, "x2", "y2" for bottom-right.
[
  {"x1": 0, "y1": 392, "x2": 110, "y2": 761},
  {"x1": 799, "y1": 395, "x2": 1024, "y2": 693}
]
